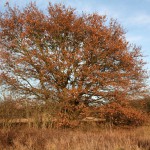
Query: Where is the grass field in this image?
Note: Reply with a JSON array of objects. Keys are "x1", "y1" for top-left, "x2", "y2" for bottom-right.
[{"x1": 0, "y1": 126, "x2": 150, "y2": 150}]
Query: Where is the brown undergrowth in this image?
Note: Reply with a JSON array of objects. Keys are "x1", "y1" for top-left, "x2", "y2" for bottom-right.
[{"x1": 0, "y1": 126, "x2": 150, "y2": 150}]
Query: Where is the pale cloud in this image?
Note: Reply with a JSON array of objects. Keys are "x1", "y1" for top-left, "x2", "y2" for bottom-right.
[
  {"x1": 97, "y1": 7, "x2": 120, "y2": 19},
  {"x1": 126, "y1": 35, "x2": 143, "y2": 43},
  {"x1": 127, "y1": 14, "x2": 150, "y2": 26}
]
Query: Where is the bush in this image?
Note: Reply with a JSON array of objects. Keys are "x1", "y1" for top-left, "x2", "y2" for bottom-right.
[
  {"x1": 142, "y1": 96, "x2": 150, "y2": 113},
  {"x1": 55, "y1": 102, "x2": 88, "y2": 128},
  {"x1": 100, "y1": 102, "x2": 147, "y2": 126},
  {"x1": 130, "y1": 96, "x2": 150, "y2": 114}
]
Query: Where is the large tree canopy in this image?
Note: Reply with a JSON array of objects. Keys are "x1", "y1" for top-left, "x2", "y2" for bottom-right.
[{"x1": 0, "y1": 3, "x2": 146, "y2": 106}]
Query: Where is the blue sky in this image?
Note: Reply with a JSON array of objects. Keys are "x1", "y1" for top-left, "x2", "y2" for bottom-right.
[{"x1": 0, "y1": 0, "x2": 150, "y2": 86}]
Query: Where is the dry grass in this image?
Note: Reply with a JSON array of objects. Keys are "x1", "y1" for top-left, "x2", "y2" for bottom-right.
[{"x1": 0, "y1": 126, "x2": 150, "y2": 150}]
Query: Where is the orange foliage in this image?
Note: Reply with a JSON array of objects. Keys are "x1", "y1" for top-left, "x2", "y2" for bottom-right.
[
  {"x1": 0, "y1": 3, "x2": 147, "y2": 126},
  {"x1": 100, "y1": 102, "x2": 147, "y2": 126}
]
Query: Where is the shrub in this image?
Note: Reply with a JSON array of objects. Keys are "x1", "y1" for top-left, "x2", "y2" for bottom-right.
[
  {"x1": 100, "y1": 102, "x2": 147, "y2": 126},
  {"x1": 142, "y1": 96, "x2": 150, "y2": 113},
  {"x1": 130, "y1": 96, "x2": 150, "y2": 114}
]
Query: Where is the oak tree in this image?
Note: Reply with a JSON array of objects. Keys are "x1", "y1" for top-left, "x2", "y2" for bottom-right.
[{"x1": 0, "y1": 3, "x2": 146, "y2": 108}]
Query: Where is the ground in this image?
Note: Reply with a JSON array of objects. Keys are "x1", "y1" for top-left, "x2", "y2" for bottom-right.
[{"x1": 0, "y1": 125, "x2": 150, "y2": 150}]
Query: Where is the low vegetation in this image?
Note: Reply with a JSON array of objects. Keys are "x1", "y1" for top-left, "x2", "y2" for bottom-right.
[
  {"x1": 0, "y1": 95, "x2": 149, "y2": 149},
  {"x1": 0, "y1": 126, "x2": 150, "y2": 150},
  {"x1": 0, "y1": 96, "x2": 149, "y2": 128}
]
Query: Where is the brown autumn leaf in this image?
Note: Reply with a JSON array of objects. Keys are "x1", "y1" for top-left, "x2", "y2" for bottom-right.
[{"x1": 0, "y1": 3, "x2": 147, "y2": 109}]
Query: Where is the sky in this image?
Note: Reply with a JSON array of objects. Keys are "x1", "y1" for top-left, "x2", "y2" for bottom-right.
[{"x1": 0, "y1": 0, "x2": 150, "y2": 86}]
